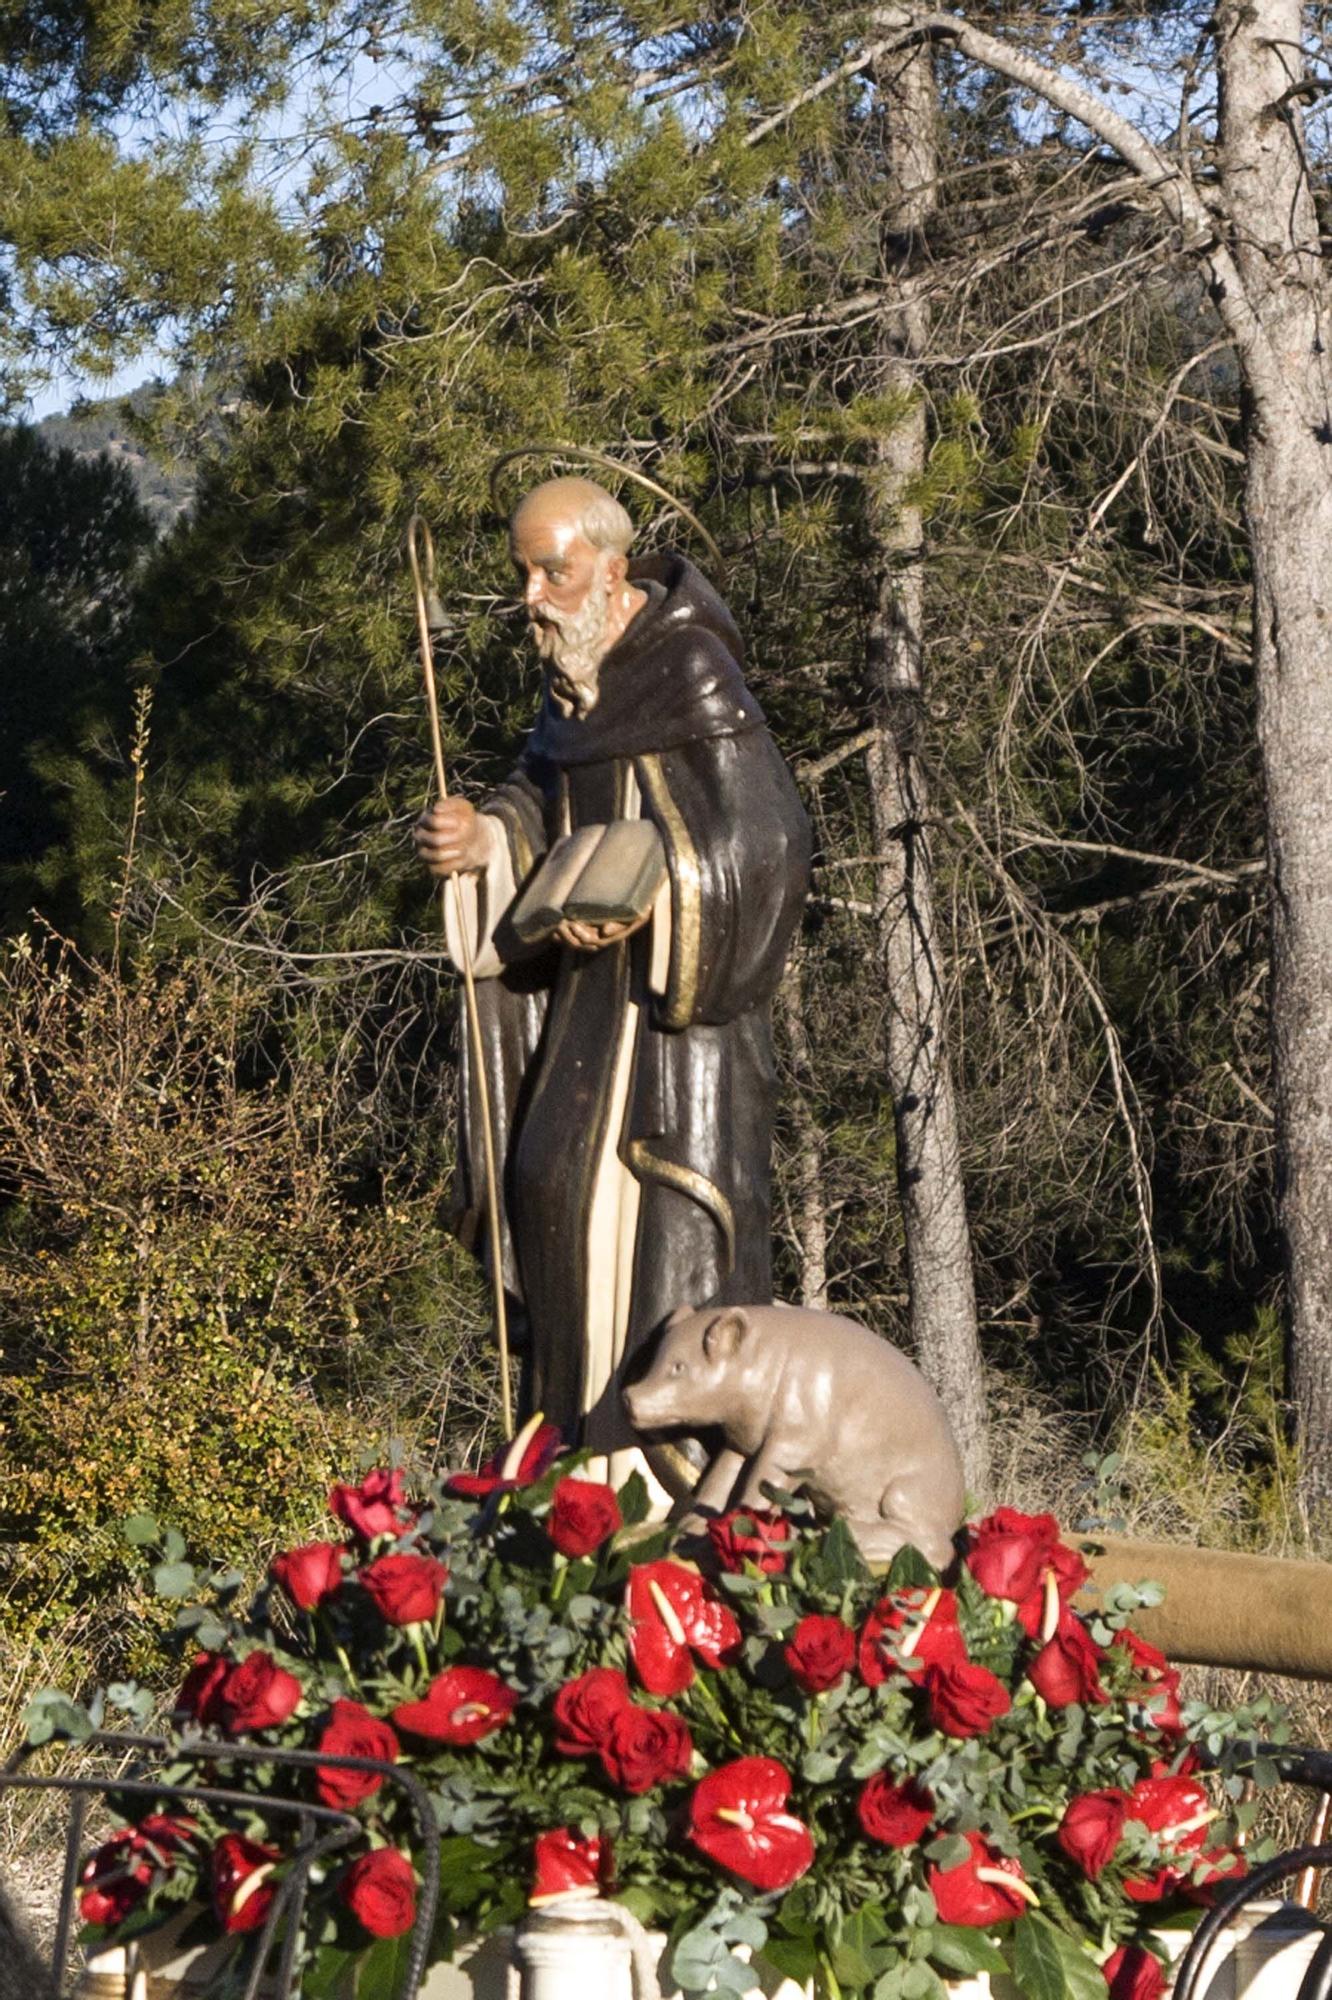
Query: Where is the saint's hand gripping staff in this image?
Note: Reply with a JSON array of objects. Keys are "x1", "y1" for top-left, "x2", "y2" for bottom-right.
[{"x1": 407, "y1": 511, "x2": 513, "y2": 1440}]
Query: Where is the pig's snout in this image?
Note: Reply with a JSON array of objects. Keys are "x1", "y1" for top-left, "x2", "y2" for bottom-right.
[{"x1": 622, "y1": 1374, "x2": 686, "y2": 1431}]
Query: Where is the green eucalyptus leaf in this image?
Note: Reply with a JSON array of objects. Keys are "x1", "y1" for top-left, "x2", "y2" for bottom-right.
[
  {"x1": 152, "y1": 1561, "x2": 198, "y2": 1598},
  {"x1": 122, "y1": 1513, "x2": 160, "y2": 1547}
]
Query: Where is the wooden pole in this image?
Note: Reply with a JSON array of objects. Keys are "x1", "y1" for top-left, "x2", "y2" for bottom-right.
[{"x1": 408, "y1": 514, "x2": 514, "y2": 1440}]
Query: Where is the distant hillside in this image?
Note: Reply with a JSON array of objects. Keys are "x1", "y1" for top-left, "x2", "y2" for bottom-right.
[{"x1": 38, "y1": 386, "x2": 193, "y2": 529}]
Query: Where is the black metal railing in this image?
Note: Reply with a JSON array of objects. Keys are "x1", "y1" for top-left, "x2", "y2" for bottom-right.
[{"x1": 2, "y1": 1732, "x2": 441, "y2": 1999}]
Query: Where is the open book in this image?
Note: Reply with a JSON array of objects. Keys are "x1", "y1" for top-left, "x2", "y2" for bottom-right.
[{"x1": 509, "y1": 820, "x2": 668, "y2": 946}]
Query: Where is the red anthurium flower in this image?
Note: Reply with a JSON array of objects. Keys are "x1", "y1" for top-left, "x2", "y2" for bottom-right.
[
  {"x1": 217, "y1": 1651, "x2": 303, "y2": 1736},
  {"x1": 547, "y1": 1477, "x2": 622, "y2": 1558},
  {"x1": 212, "y1": 1833, "x2": 281, "y2": 1935},
  {"x1": 627, "y1": 1560, "x2": 741, "y2": 1696},
  {"x1": 967, "y1": 1507, "x2": 1090, "y2": 1639},
  {"x1": 599, "y1": 1706, "x2": 694, "y2": 1794},
  {"x1": 1122, "y1": 1775, "x2": 1238, "y2": 1904},
  {"x1": 856, "y1": 1774, "x2": 934, "y2": 1849},
  {"x1": 1114, "y1": 1629, "x2": 1184, "y2": 1734},
  {"x1": 329, "y1": 1467, "x2": 416, "y2": 1542},
  {"x1": 315, "y1": 1699, "x2": 400, "y2": 1809},
  {"x1": 392, "y1": 1666, "x2": 518, "y2": 1744},
  {"x1": 858, "y1": 1587, "x2": 965, "y2": 1687},
  {"x1": 966, "y1": 1507, "x2": 1065, "y2": 1603},
  {"x1": 707, "y1": 1508, "x2": 789, "y2": 1575},
  {"x1": 531, "y1": 1829, "x2": 609, "y2": 1905},
  {"x1": 340, "y1": 1848, "x2": 417, "y2": 1938},
  {"x1": 689, "y1": 1757, "x2": 815, "y2": 1892},
  {"x1": 1103, "y1": 1943, "x2": 1167, "y2": 2000},
  {"x1": 929, "y1": 1831, "x2": 1037, "y2": 1927},
  {"x1": 785, "y1": 1615, "x2": 856, "y2": 1694},
  {"x1": 359, "y1": 1552, "x2": 449, "y2": 1627},
  {"x1": 925, "y1": 1658, "x2": 1011, "y2": 1739},
  {"x1": 79, "y1": 1816, "x2": 196, "y2": 1928},
  {"x1": 1028, "y1": 1614, "x2": 1108, "y2": 1708},
  {"x1": 446, "y1": 1412, "x2": 563, "y2": 1498},
  {"x1": 1058, "y1": 1790, "x2": 1128, "y2": 1879},
  {"x1": 271, "y1": 1541, "x2": 344, "y2": 1613},
  {"x1": 553, "y1": 1667, "x2": 634, "y2": 1756}
]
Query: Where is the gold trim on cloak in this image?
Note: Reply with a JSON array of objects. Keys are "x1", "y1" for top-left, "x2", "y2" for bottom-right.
[
  {"x1": 634, "y1": 752, "x2": 700, "y2": 1029},
  {"x1": 624, "y1": 1139, "x2": 736, "y2": 1278}
]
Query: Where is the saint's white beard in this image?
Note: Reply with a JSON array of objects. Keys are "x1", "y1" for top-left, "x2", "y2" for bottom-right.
[{"x1": 530, "y1": 562, "x2": 613, "y2": 714}]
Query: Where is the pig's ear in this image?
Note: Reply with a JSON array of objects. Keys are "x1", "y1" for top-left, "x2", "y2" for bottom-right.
[
  {"x1": 664, "y1": 1303, "x2": 695, "y2": 1333},
  {"x1": 703, "y1": 1308, "x2": 750, "y2": 1361}
]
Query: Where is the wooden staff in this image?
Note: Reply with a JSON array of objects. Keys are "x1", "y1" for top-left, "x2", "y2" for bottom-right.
[{"x1": 407, "y1": 513, "x2": 514, "y2": 1440}]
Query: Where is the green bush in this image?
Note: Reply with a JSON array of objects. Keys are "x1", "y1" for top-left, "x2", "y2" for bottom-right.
[{"x1": 0, "y1": 924, "x2": 457, "y2": 1674}]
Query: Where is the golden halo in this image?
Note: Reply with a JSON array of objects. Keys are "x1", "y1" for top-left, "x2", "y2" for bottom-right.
[{"x1": 488, "y1": 441, "x2": 723, "y2": 575}]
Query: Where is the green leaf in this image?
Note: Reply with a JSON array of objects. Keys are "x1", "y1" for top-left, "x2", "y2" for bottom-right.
[
  {"x1": 355, "y1": 1930, "x2": 414, "y2": 2000},
  {"x1": 924, "y1": 1834, "x2": 972, "y2": 1869},
  {"x1": 884, "y1": 1544, "x2": 939, "y2": 1590},
  {"x1": 928, "y1": 1926, "x2": 1009, "y2": 1977},
  {"x1": 152, "y1": 1561, "x2": 198, "y2": 1598},
  {"x1": 616, "y1": 1470, "x2": 650, "y2": 1528},
  {"x1": 302, "y1": 1941, "x2": 359, "y2": 1998},
  {"x1": 163, "y1": 1525, "x2": 187, "y2": 1563},
  {"x1": 1010, "y1": 1913, "x2": 1105, "y2": 2000},
  {"x1": 759, "y1": 1939, "x2": 820, "y2": 1987},
  {"x1": 122, "y1": 1512, "x2": 160, "y2": 1547},
  {"x1": 23, "y1": 1689, "x2": 94, "y2": 1744}
]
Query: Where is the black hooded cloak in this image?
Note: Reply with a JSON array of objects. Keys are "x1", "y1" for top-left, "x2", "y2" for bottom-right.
[{"x1": 453, "y1": 552, "x2": 811, "y2": 1445}]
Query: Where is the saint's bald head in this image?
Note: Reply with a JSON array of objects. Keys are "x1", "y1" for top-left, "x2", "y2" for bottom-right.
[{"x1": 509, "y1": 477, "x2": 643, "y2": 714}]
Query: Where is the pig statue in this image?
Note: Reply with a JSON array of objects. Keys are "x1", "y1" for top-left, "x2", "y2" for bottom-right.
[{"x1": 623, "y1": 1303, "x2": 966, "y2": 1570}]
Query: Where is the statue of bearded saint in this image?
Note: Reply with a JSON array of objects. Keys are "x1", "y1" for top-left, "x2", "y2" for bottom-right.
[{"x1": 416, "y1": 477, "x2": 811, "y2": 1501}]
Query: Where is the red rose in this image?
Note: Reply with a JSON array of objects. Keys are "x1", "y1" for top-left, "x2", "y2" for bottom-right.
[
  {"x1": 392, "y1": 1665, "x2": 518, "y2": 1744},
  {"x1": 929, "y1": 1830, "x2": 1033, "y2": 1927},
  {"x1": 531, "y1": 1828, "x2": 609, "y2": 1905},
  {"x1": 785, "y1": 1615, "x2": 855, "y2": 1694},
  {"x1": 329, "y1": 1468, "x2": 415, "y2": 1542},
  {"x1": 707, "y1": 1508, "x2": 789, "y2": 1575},
  {"x1": 1058, "y1": 1790, "x2": 1127, "y2": 1879},
  {"x1": 340, "y1": 1848, "x2": 417, "y2": 1939},
  {"x1": 599, "y1": 1706, "x2": 693, "y2": 1794},
  {"x1": 925, "y1": 1659, "x2": 1011, "y2": 1738},
  {"x1": 689, "y1": 1757, "x2": 814, "y2": 1892},
  {"x1": 79, "y1": 1816, "x2": 195, "y2": 1928},
  {"x1": 315, "y1": 1699, "x2": 401, "y2": 1809},
  {"x1": 216, "y1": 1650, "x2": 302, "y2": 1736},
  {"x1": 859, "y1": 1587, "x2": 965, "y2": 1686},
  {"x1": 1028, "y1": 1615, "x2": 1108, "y2": 1707},
  {"x1": 627, "y1": 1559, "x2": 741, "y2": 1696},
  {"x1": 1114, "y1": 1630, "x2": 1184, "y2": 1734},
  {"x1": 359, "y1": 1552, "x2": 449, "y2": 1627},
  {"x1": 1103, "y1": 1944, "x2": 1167, "y2": 2000},
  {"x1": 547, "y1": 1477, "x2": 622, "y2": 1558},
  {"x1": 552, "y1": 1668, "x2": 634, "y2": 1756},
  {"x1": 212, "y1": 1833, "x2": 280, "y2": 1934},
  {"x1": 271, "y1": 1541, "x2": 344, "y2": 1612},
  {"x1": 446, "y1": 1417, "x2": 563, "y2": 1498},
  {"x1": 966, "y1": 1507, "x2": 1064, "y2": 1603},
  {"x1": 856, "y1": 1774, "x2": 933, "y2": 1848},
  {"x1": 175, "y1": 1650, "x2": 229, "y2": 1728}
]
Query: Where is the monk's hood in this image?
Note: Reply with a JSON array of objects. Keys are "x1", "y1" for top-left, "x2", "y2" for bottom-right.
[{"x1": 526, "y1": 551, "x2": 766, "y2": 766}]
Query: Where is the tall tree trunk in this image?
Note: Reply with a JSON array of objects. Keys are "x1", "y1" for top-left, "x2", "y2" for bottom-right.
[
  {"x1": 868, "y1": 41, "x2": 991, "y2": 1500},
  {"x1": 778, "y1": 948, "x2": 829, "y2": 1311},
  {"x1": 1215, "y1": 0, "x2": 1332, "y2": 1523}
]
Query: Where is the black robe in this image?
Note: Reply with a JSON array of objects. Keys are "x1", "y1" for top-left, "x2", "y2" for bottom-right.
[{"x1": 453, "y1": 552, "x2": 811, "y2": 1447}]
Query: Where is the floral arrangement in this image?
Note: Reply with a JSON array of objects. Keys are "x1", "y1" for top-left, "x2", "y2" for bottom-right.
[{"x1": 55, "y1": 1428, "x2": 1288, "y2": 2000}]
